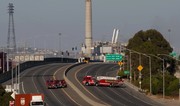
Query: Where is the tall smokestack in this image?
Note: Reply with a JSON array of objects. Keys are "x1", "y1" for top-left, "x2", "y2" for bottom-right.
[{"x1": 85, "y1": 0, "x2": 92, "y2": 57}]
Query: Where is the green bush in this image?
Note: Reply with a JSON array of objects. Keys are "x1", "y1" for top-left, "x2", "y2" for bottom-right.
[
  {"x1": 151, "y1": 77, "x2": 161, "y2": 94},
  {"x1": 166, "y1": 78, "x2": 179, "y2": 96},
  {"x1": 0, "y1": 84, "x2": 14, "y2": 106},
  {"x1": 118, "y1": 70, "x2": 127, "y2": 78},
  {"x1": 142, "y1": 77, "x2": 150, "y2": 91}
]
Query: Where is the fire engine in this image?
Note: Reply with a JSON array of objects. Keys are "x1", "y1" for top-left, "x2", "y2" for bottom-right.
[
  {"x1": 46, "y1": 79, "x2": 67, "y2": 89},
  {"x1": 82, "y1": 76, "x2": 96, "y2": 86},
  {"x1": 82, "y1": 75, "x2": 124, "y2": 87}
]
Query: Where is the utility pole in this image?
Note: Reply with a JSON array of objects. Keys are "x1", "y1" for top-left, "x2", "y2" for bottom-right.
[
  {"x1": 7, "y1": 3, "x2": 17, "y2": 93},
  {"x1": 59, "y1": 33, "x2": 61, "y2": 57},
  {"x1": 7, "y1": 3, "x2": 17, "y2": 55},
  {"x1": 149, "y1": 54, "x2": 165, "y2": 99}
]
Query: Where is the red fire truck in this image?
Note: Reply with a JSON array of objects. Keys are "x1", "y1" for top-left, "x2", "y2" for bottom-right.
[
  {"x1": 82, "y1": 76, "x2": 96, "y2": 86},
  {"x1": 46, "y1": 79, "x2": 67, "y2": 89},
  {"x1": 82, "y1": 75, "x2": 124, "y2": 87}
]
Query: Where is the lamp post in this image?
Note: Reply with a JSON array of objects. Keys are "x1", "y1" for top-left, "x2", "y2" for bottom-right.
[
  {"x1": 158, "y1": 53, "x2": 180, "y2": 101},
  {"x1": 142, "y1": 54, "x2": 152, "y2": 95},
  {"x1": 148, "y1": 56, "x2": 152, "y2": 95},
  {"x1": 168, "y1": 29, "x2": 171, "y2": 44},
  {"x1": 122, "y1": 47, "x2": 152, "y2": 93},
  {"x1": 148, "y1": 54, "x2": 165, "y2": 99},
  {"x1": 139, "y1": 54, "x2": 142, "y2": 90},
  {"x1": 129, "y1": 51, "x2": 132, "y2": 83},
  {"x1": 125, "y1": 48, "x2": 142, "y2": 84},
  {"x1": 59, "y1": 33, "x2": 61, "y2": 57}
]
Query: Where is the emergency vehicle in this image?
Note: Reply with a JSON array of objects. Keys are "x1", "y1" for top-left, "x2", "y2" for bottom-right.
[
  {"x1": 82, "y1": 75, "x2": 124, "y2": 87},
  {"x1": 46, "y1": 79, "x2": 67, "y2": 89}
]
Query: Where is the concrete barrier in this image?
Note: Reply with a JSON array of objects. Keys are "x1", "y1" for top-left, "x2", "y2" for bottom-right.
[{"x1": 63, "y1": 63, "x2": 106, "y2": 106}]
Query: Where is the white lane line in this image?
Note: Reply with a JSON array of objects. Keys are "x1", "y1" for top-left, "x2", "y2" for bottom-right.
[
  {"x1": 54, "y1": 67, "x2": 81, "y2": 106},
  {"x1": 93, "y1": 64, "x2": 125, "y2": 105},
  {"x1": 31, "y1": 65, "x2": 64, "y2": 106},
  {"x1": 42, "y1": 66, "x2": 65, "y2": 106},
  {"x1": 105, "y1": 65, "x2": 154, "y2": 106},
  {"x1": 21, "y1": 82, "x2": 26, "y2": 94},
  {"x1": 64, "y1": 63, "x2": 106, "y2": 106},
  {"x1": 62, "y1": 88, "x2": 82, "y2": 106},
  {"x1": 32, "y1": 70, "x2": 40, "y2": 93},
  {"x1": 74, "y1": 64, "x2": 110, "y2": 106}
]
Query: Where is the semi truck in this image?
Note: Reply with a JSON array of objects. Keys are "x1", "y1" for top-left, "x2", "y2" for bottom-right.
[
  {"x1": 14, "y1": 93, "x2": 45, "y2": 106},
  {"x1": 82, "y1": 75, "x2": 124, "y2": 87}
]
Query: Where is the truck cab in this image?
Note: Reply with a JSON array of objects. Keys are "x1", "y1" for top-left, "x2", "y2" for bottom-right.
[
  {"x1": 30, "y1": 95, "x2": 45, "y2": 106},
  {"x1": 55, "y1": 80, "x2": 67, "y2": 88},
  {"x1": 46, "y1": 79, "x2": 57, "y2": 89},
  {"x1": 46, "y1": 79, "x2": 67, "y2": 89},
  {"x1": 82, "y1": 76, "x2": 96, "y2": 86}
]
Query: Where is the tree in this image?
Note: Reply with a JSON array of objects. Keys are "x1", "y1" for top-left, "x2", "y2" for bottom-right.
[
  {"x1": 127, "y1": 29, "x2": 172, "y2": 54},
  {"x1": 0, "y1": 85, "x2": 14, "y2": 106},
  {"x1": 126, "y1": 29, "x2": 179, "y2": 95},
  {"x1": 127, "y1": 29, "x2": 173, "y2": 78}
]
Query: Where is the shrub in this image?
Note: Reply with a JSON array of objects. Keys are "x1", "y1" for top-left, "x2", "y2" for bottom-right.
[{"x1": 166, "y1": 78, "x2": 179, "y2": 96}]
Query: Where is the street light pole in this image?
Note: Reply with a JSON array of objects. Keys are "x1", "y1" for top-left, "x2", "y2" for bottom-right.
[
  {"x1": 123, "y1": 47, "x2": 152, "y2": 93},
  {"x1": 2, "y1": 48, "x2": 5, "y2": 73},
  {"x1": 162, "y1": 59, "x2": 165, "y2": 99},
  {"x1": 139, "y1": 54, "x2": 142, "y2": 90},
  {"x1": 157, "y1": 53, "x2": 180, "y2": 100},
  {"x1": 59, "y1": 33, "x2": 61, "y2": 57},
  {"x1": 141, "y1": 54, "x2": 152, "y2": 95},
  {"x1": 130, "y1": 51, "x2": 132, "y2": 83},
  {"x1": 168, "y1": 29, "x2": 171, "y2": 44},
  {"x1": 149, "y1": 56, "x2": 152, "y2": 95},
  {"x1": 148, "y1": 54, "x2": 165, "y2": 99}
]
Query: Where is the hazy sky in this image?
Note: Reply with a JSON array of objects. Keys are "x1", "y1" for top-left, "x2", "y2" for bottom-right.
[{"x1": 0, "y1": 0, "x2": 180, "y2": 53}]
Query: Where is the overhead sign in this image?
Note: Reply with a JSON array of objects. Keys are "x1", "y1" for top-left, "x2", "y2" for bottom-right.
[
  {"x1": 14, "y1": 55, "x2": 44, "y2": 62},
  {"x1": 106, "y1": 54, "x2": 123, "y2": 61}
]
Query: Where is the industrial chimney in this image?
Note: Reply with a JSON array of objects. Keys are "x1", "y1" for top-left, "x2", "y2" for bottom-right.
[{"x1": 85, "y1": 0, "x2": 92, "y2": 57}]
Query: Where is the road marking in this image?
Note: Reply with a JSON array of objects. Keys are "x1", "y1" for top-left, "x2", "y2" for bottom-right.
[
  {"x1": 63, "y1": 63, "x2": 106, "y2": 106},
  {"x1": 62, "y1": 89, "x2": 81, "y2": 106},
  {"x1": 21, "y1": 82, "x2": 26, "y2": 94},
  {"x1": 74, "y1": 64, "x2": 110, "y2": 106},
  {"x1": 122, "y1": 86, "x2": 154, "y2": 105},
  {"x1": 54, "y1": 66, "x2": 81, "y2": 106},
  {"x1": 42, "y1": 66, "x2": 65, "y2": 106},
  {"x1": 104, "y1": 65, "x2": 154, "y2": 106},
  {"x1": 32, "y1": 70, "x2": 40, "y2": 93}
]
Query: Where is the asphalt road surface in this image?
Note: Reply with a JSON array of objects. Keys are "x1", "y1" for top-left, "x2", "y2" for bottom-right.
[{"x1": 67, "y1": 63, "x2": 163, "y2": 106}]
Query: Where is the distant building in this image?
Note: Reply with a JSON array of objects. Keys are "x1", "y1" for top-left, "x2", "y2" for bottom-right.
[
  {"x1": 0, "y1": 52, "x2": 7, "y2": 74},
  {"x1": 81, "y1": 41, "x2": 126, "y2": 61}
]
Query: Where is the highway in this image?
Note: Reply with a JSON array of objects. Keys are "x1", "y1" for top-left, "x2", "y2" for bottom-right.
[
  {"x1": 67, "y1": 63, "x2": 163, "y2": 106},
  {"x1": 3, "y1": 63, "x2": 89, "y2": 106},
  {"x1": 19, "y1": 63, "x2": 78, "y2": 106},
  {"x1": 3, "y1": 62, "x2": 164, "y2": 106}
]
